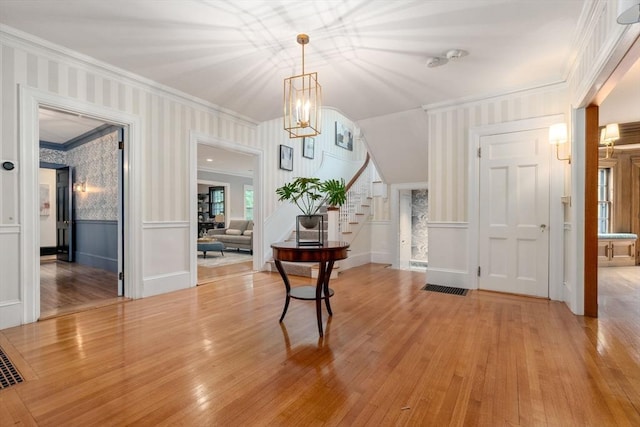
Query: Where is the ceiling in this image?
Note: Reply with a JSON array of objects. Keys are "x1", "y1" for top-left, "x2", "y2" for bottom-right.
[
  {"x1": 38, "y1": 108, "x2": 108, "y2": 143},
  {"x1": 0, "y1": 0, "x2": 587, "y2": 123}
]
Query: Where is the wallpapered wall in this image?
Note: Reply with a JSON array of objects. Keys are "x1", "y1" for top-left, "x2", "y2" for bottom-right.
[
  {"x1": 411, "y1": 189, "x2": 428, "y2": 263},
  {"x1": 40, "y1": 130, "x2": 119, "y2": 220}
]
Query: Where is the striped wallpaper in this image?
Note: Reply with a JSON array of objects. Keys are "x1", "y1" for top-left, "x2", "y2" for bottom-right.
[
  {"x1": 258, "y1": 109, "x2": 364, "y2": 219},
  {"x1": 0, "y1": 26, "x2": 364, "y2": 225},
  {"x1": 0, "y1": 27, "x2": 258, "y2": 225},
  {"x1": 426, "y1": 85, "x2": 568, "y2": 222}
]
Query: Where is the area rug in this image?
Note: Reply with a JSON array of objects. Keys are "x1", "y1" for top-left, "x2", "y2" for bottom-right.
[{"x1": 197, "y1": 250, "x2": 252, "y2": 268}]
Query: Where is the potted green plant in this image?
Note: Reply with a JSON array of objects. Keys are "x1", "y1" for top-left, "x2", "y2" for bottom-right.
[{"x1": 276, "y1": 177, "x2": 347, "y2": 229}]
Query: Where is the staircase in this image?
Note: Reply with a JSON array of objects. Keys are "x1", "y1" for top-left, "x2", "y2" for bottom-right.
[{"x1": 267, "y1": 154, "x2": 375, "y2": 278}]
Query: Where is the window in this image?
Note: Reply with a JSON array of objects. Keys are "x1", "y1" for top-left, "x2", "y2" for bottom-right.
[
  {"x1": 597, "y1": 168, "x2": 612, "y2": 233},
  {"x1": 244, "y1": 185, "x2": 254, "y2": 220},
  {"x1": 208, "y1": 186, "x2": 225, "y2": 218}
]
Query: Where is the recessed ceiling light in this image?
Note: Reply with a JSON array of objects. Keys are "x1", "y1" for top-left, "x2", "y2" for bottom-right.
[{"x1": 206, "y1": 158, "x2": 213, "y2": 162}]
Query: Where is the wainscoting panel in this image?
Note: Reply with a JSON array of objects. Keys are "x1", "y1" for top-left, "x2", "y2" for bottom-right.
[
  {"x1": 75, "y1": 220, "x2": 118, "y2": 272},
  {"x1": 0, "y1": 226, "x2": 21, "y2": 329},
  {"x1": 142, "y1": 222, "x2": 191, "y2": 296},
  {"x1": 426, "y1": 222, "x2": 469, "y2": 288}
]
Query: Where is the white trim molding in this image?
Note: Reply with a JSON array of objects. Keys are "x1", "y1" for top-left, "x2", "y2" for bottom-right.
[
  {"x1": 467, "y1": 114, "x2": 566, "y2": 301},
  {"x1": 16, "y1": 85, "x2": 143, "y2": 326},
  {"x1": 189, "y1": 131, "x2": 265, "y2": 286}
]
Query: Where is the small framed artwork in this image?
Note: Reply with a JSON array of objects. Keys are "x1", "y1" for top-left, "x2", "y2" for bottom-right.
[
  {"x1": 39, "y1": 184, "x2": 50, "y2": 216},
  {"x1": 335, "y1": 121, "x2": 353, "y2": 151},
  {"x1": 303, "y1": 137, "x2": 315, "y2": 159},
  {"x1": 279, "y1": 144, "x2": 293, "y2": 171}
]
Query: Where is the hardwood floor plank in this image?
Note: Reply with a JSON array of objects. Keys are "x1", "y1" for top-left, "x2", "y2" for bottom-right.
[
  {"x1": 39, "y1": 259, "x2": 120, "y2": 319},
  {"x1": 0, "y1": 264, "x2": 639, "y2": 426}
]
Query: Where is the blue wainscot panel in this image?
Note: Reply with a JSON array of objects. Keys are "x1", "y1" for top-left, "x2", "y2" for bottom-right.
[{"x1": 74, "y1": 220, "x2": 118, "y2": 272}]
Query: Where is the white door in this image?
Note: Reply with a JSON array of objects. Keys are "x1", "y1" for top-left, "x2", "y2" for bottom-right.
[
  {"x1": 398, "y1": 189, "x2": 412, "y2": 270},
  {"x1": 478, "y1": 129, "x2": 549, "y2": 297}
]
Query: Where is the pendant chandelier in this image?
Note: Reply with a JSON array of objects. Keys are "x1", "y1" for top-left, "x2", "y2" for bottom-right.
[{"x1": 284, "y1": 34, "x2": 322, "y2": 138}]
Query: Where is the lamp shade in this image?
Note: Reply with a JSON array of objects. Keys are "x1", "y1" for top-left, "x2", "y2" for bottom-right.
[
  {"x1": 602, "y1": 123, "x2": 620, "y2": 144},
  {"x1": 549, "y1": 123, "x2": 567, "y2": 145},
  {"x1": 604, "y1": 123, "x2": 620, "y2": 141},
  {"x1": 617, "y1": 0, "x2": 640, "y2": 24}
]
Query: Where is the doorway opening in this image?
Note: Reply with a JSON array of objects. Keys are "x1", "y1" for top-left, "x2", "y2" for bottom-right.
[
  {"x1": 38, "y1": 106, "x2": 125, "y2": 318},
  {"x1": 398, "y1": 188, "x2": 428, "y2": 271},
  {"x1": 593, "y1": 54, "x2": 640, "y2": 319},
  {"x1": 195, "y1": 143, "x2": 258, "y2": 284}
]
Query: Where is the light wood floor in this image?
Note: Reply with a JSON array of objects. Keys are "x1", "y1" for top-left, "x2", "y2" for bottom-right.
[
  {"x1": 197, "y1": 259, "x2": 254, "y2": 285},
  {"x1": 1, "y1": 264, "x2": 639, "y2": 426},
  {"x1": 40, "y1": 259, "x2": 122, "y2": 319}
]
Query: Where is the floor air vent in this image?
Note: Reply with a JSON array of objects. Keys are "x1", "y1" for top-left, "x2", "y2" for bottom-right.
[
  {"x1": 0, "y1": 347, "x2": 24, "y2": 389},
  {"x1": 422, "y1": 284, "x2": 468, "y2": 296}
]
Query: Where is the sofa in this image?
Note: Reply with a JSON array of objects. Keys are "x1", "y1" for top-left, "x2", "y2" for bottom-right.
[{"x1": 208, "y1": 220, "x2": 254, "y2": 253}]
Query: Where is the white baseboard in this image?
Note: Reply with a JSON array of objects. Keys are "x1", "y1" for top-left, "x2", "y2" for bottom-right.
[
  {"x1": 143, "y1": 271, "x2": 192, "y2": 298},
  {"x1": 340, "y1": 251, "x2": 371, "y2": 271},
  {"x1": 425, "y1": 267, "x2": 471, "y2": 289},
  {"x1": 371, "y1": 251, "x2": 392, "y2": 264},
  {"x1": 0, "y1": 300, "x2": 23, "y2": 330}
]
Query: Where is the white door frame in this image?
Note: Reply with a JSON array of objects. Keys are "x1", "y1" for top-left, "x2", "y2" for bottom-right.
[
  {"x1": 189, "y1": 131, "x2": 264, "y2": 285},
  {"x1": 468, "y1": 115, "x2": 565, "y2": 300},
  {"x1": 19, "y1": 85, "x2": 143, "y2": 323},
  {"x1": 390, "y1": 181, "x2": 428, "y2": 269}
]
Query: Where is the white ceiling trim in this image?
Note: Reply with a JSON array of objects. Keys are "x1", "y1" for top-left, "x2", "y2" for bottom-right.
[{"x1": 0, "y1": 24, "x2": 259, "y2": 127}]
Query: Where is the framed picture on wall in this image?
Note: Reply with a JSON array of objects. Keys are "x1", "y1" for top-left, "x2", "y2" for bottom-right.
[
  {"x1": 279, "y1": 144, "x2": 293, "y2": 171},
  {"x1": 335, "y1": 121, "x2": 353, "y2": 151},
  {"x1": 303, "y1": 137, "x2": 315, "y2": 159},
  {"x1": 39, "y1": 184, "x2": 50, "y2": 216}
]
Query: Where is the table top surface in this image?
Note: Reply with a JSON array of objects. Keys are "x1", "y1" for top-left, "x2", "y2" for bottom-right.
[{"x1": 271, "y1": 241, "x2": 349, "y2": 262}]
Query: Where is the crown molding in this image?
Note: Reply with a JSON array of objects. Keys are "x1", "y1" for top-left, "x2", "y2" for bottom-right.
[
  {"x1": 422, "y1": 81, "x2": 568, "y2": 113},
  {"x1": 0, "y1": 24, "x2": 259, "y2": 128}
]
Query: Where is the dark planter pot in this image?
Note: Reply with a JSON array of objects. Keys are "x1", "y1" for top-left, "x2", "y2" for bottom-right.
[
  {"x1": 296, "y1": 214, "x2": 324, "y2": 246},
  {"x1": 298, "y1": 215, "x2": 320, "y2": 229}
]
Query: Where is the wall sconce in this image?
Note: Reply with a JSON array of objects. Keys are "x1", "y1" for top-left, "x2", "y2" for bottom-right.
[
  {"x1": 599, "y1": 123, "x2": 620, "y2": 159},
  {"x1": 549, "y1": 123, "x2": 571, "y2": 163},
  {"x1": 73, "y1": 180, "x2": 86, "y2": 192}
]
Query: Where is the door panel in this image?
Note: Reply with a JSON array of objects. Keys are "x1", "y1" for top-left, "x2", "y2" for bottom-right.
[
  {"x1": 479, "y1": 129, "x2": 549, "y2": 297},
  {"x1": 56, "y1": 167, "x2": 74, "y2": 262}
]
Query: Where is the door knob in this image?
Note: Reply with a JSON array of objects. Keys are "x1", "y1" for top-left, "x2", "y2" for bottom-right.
[{"x1": 540, "y1": 224, "x2": 547, "y2": 232}]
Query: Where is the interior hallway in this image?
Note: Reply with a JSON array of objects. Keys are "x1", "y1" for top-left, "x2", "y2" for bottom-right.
[{"x1": 2, "y1": 263, "x2": 638, "y2": 425}]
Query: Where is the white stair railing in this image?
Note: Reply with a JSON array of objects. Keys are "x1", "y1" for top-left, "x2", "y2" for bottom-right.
[{"x1": 338, "y1": 159, "x2": 374, "y2": 235}]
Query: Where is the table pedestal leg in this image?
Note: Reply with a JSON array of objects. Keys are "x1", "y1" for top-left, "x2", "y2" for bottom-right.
[
  {"x1": 315, "y1": 260, "x2": 335, "y2": 337},
  {"x1": 274, "y1": 260, "x2": 291, "y2": 322}
]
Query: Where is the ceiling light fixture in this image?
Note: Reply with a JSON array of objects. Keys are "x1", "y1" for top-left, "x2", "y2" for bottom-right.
[
  {"x1": 284, "y1": 34, "x2": 322, "y2": 139},
  {"x1": 445, "y1": 49, "x2": 469, "y2": 60},
  {"x1": 617, "y1": 0, "x2": 640, "y2": 24},
  {"x1": 599, "y1": 123, "x2": 620, "y2": 159},
  {"x1": 426, "y1": 56, "x2": 448, "y2": 68},
  {"x1": 426, "y1": 49, "x2": 469, "y2": 68}
]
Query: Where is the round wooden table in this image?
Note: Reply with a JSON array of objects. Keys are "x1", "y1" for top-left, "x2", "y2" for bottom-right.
[{"x1": 271, "y1": 241, "x2": 349, "y2": 337}]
